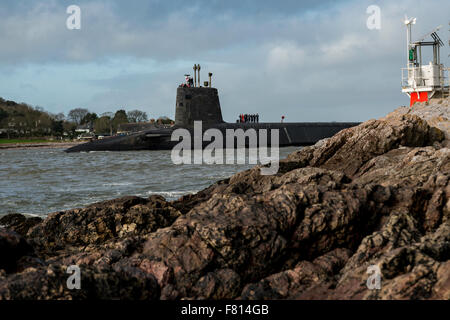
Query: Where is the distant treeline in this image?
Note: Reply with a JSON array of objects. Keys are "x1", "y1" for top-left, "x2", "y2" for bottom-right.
[{"x1": 0, "y1": 97, "x2": 172, "y2": 139}]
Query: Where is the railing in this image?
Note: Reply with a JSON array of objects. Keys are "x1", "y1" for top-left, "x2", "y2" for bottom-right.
[
  {"x1": 402, "y1": 66, "x2": 449, "y2": 89},
  {"x1": 401, "y1": 67, "x2": 424, "y2": 88}
]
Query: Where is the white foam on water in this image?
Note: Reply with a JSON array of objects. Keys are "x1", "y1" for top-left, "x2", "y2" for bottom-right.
[
  {"x1": 24, "y1": 212, "x2": 41, "y2": 217},
  {"x1": 86, "y1": 151, "x2": 111, "y2": 153},
  {"x1": 102, "y1": 182, "x2": 132, "y2": 186},
  {"x1": 146, "y1": 190, "x2": 197, "y2": 199},
  {"x1": 2, "y1": 212, "x2": 42, "y2": 218}
]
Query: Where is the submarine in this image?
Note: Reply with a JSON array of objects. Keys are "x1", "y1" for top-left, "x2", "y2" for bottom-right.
[{"x1": 66, "y1": 68, "x2": 360, "y2": 153}]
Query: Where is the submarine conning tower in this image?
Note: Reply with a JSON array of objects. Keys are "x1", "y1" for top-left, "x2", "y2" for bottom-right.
[
  {"x1": 175, "y1": 86, "x2": 224, "y2": 127},
  {"x1": 64, "y1": 65, "x2": 361, "y2": 153}
]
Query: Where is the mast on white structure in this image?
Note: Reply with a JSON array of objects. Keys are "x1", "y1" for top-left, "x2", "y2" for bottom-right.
[
  {"x1": 404, "y1": 16, "x2": 416, "y2": 68},
  {"x1": 401, "y1": 16, "x2": 448, "y2": 106}
]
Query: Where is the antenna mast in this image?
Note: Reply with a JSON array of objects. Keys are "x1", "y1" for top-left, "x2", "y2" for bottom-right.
[{"x1": 404, "y1": 15, "x2": 416, "y2": 67}]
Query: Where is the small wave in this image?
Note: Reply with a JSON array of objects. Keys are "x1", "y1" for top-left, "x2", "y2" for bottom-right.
[
  {"x1": 23, "y1": 212, "x2": 42, "y2": 217},
  {"x1": 205, "y1": 175, "x2": 233, "y2": 180},
  {"x1": 102, "y1": 182, "x2": 132, "y2": 186},
  {"x1": 146, "y1": 190, "x2": 197, "y2": 199},
  {"x1": 1, "y1": 212, "x2": 42, "y2": 218},
  {"x1": 86, "y1": 151, "x2": 111, "y2": 153}
]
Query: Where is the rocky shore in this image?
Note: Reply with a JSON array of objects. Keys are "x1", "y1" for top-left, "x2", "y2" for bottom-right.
[{"x1": 1, "y1": 100, "x2": 449, "y2": 300}]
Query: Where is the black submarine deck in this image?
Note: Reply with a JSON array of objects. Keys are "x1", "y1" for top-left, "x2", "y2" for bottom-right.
[
  {"x1": 66, "y1": 86, "x2": 360, "y2": 153},
  {"x1": 65, "y1": 122, "x2": 359, "y2": 152}
]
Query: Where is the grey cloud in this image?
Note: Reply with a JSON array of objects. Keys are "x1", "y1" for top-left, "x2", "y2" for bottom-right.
[
  {"x1": 81, "y1": 0, "x2": 450, "y2": 122},
  {"x1": 0, "y1": 0, "x2": 350, "y2": 64},
  {"x1": 0, "y1": 0, "x2": 449, "y2": 122}
]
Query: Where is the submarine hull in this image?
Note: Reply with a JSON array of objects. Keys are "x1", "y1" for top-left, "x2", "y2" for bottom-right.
[
  {"x1": 65, "y1": 122, "x2": 359, "y2": 152},
  {"x1": 65, "y1": 86, "x2": 360, "y2": 153}
]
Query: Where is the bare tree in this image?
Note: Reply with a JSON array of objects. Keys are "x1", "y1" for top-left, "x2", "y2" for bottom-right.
[
  {"x1": 68, "y1": 108, "x2": 89, "y2": 125},
  {"x1": 101, "y1": 112, "x2": 114, "y2": 119},
  {"x1": 127, "y1": 110, "x2": 148, "y2": 123},
  {"x1": 49, "y1": 112, "x2": 65, "y2": 121},
  {"x1": 54, "y1": 112, "x2": 66, "y2": 121}
]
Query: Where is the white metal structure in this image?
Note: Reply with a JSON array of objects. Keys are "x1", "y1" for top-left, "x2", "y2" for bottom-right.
[{"x1": 401, "y1": 17, "x2": 449, "y2": 106}]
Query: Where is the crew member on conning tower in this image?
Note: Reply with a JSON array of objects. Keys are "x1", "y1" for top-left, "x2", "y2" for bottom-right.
[{"x1": 181, "y1": 74, "x2": 194, "y2": 88}]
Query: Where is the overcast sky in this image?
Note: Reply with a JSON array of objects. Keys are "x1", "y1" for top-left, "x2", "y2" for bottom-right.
[{"x1": 0, "y1": 0, "x2": 448, "y2": 122}]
